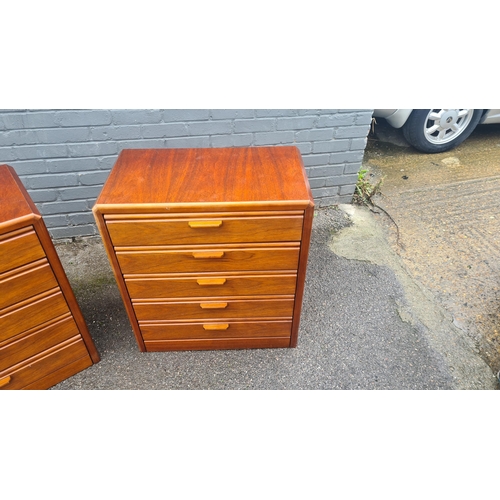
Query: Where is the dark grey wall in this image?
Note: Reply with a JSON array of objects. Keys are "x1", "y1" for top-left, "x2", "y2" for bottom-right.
[{"x1": 0, "y1": 109, "x2": 373, "y2": 238}]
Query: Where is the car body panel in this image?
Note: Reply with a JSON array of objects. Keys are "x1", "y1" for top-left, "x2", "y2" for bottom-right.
[
  {"x1": 480, "y1": 109, "x2": 500, "y2": 124},
  {"x1": 372, "y1": 109, "x2": 413, "y2": 128},
  {"x1": 374, "y1": 109, "x2": 500, "y2": 127}
]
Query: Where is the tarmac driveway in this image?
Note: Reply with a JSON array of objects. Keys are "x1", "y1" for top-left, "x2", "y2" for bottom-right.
[{"x1": 52, "y1": 204, "x2": 496, "y2": 390}]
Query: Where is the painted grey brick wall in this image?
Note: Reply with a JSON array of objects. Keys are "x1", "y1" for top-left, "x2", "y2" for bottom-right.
[{"x1": 0, "y1": 109, "x2": 373, "y2": 239}]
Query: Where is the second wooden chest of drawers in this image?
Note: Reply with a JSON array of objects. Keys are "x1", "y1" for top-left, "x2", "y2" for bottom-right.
[
  {"x1": 0, "y1": 165, "x2": 100, "y2": 390},
  {"x1": 93, "y1": 146, "x2": 314, "y2": 352}
]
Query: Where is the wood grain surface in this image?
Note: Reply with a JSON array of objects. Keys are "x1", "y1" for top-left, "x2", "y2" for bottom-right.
[
  {"x1": 133, "y1": 297, "x2": 295, "y2": 321},
  {"x1": 140, "y1": 320, "x2": 292, "y2": 340},
  {"x1": 125, "y1": 273, "x2": 297, "y2": 299},
  {"x1": 0, "y1": 229, "x2": 45, "y2": 274},
  {"x1": 116, "y1": 247, "x2": 299, "y2": 274},
  {"x1": 95, "y1": 147, "x2": 312, "y2": 206},
  {"x1": 105, "y1": 215, "x2": 304, "y2": 246},
  {"x1": 144, "y1": 337, "x2": 291, "y2": 351},
  {"x1": 0, "y1": 315, "x2": 79, "y2": 372},
  {"x1": 0, "y1": 165, "x2": 40, "y2": 225},
  {"x1": 0, "y1": 260, "x2": 58, "y2": 310}
]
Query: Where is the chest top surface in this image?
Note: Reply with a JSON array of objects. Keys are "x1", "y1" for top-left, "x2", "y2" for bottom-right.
[
  {"x1": 0, "y1": 165, "x2": 38, "y2": 226},
  {"x1": 95, "y1": 147, "x2": 313, "y2": 208}
]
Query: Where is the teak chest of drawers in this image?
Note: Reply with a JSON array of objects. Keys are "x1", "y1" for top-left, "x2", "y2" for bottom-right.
[
  {"x1": 0, "y1": 165, "x2": 99, "y2": 390},
  {"x1": 93, "y1": 146, "x2": 314, "y2": 351}
]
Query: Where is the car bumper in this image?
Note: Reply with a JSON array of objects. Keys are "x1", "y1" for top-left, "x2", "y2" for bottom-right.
[{"x1": 373, "y1": 109, "x2": 413, "y2": 128}]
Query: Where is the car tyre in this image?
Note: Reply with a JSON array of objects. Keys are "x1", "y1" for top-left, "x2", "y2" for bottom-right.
[{"x1": 402, "y1": 109, "x2": 483, "y2": 153}]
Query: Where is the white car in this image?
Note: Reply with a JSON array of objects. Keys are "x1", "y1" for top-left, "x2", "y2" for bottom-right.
[{"x1": 372, "y1": 109, "x2": 500, "y2": 153}]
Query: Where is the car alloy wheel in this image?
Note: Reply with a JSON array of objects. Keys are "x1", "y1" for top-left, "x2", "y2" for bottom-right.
[
  {"x1": 423, "y1": 109, "x2": 474, "y2": 145},
  {"x1": 402, "y1": 109, "x2": 483, "y2": 153}
]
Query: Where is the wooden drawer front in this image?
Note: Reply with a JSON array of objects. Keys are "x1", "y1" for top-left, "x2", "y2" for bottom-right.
[
  {"x1": 0, "y1": 291, "x2": 70, "y2": 343},
  {"x1": 141, "y1": 320, "x2": 292, "y2": 341},
  {"x1": 134, "y1": 298, "x2": 295, "y2": 321},
  {"x1": 105, "y1": 215, "x2": 304, "y2": 246},
  {"x1": 0, "y1": 315, "x2": 79, "y2": 372},
  {"x1": 0, "y1": 229, "x2": 45, "y2": 274},
  {"x1": 144, "y1": 337, "x2": 291, "y2": 351},
  {"x1": 116, "y1": 246, "x2": 300, "y2": 274},
  {"x1": 125, "y1": 274, "x2": 297, "y2": 299},
  {"x1": 0, "y1": 260, "x2": 58, "y2": 310},
  {"x1": 22, "y1": 356, "x2": 93, "y2": 390},
  {"x1": 0, "y1": 339, "x2": 91, "y2": 390}
]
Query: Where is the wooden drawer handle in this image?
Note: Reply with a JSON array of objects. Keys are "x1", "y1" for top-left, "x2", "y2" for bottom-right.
[
  {"x1": 192, "y1": 251, "x2": 225, "y2": 259},
  {"x1": 203, "y1": 323, "x2": 229, "y2": 331},
  {"x1": 188, "y1": 220, "x2": 223, "y2": 228},
  {"x1": 200, "y1": 302, "x2": 228, "y2": 309},
  {"x1": 196, "y1": 278, "x2": 226, "y2": 286},
  {"x1": 0, "y1": 376, "x2": 12, "y2": 388}
]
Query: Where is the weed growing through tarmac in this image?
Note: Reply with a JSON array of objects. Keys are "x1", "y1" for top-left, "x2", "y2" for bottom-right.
[
  {"x1": 352, "y1": 168, "x2": 402, "y2": 248},
  {"x1": 353, "y1": 168, "x2": 383, "y2": 206}
]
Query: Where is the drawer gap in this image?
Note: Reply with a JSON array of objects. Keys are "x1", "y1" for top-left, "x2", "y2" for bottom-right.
[
  {"x1": 115, "y1": 242, "x2": 300, "y2": 251},
  {"x1": 0, "y1": 312, "x2": 73, "y2": 348},
  {"x1": 124, "y1": 271, "x2": 297, "y2": 279},
  {"x1": 132, "y1": 295, "x2": 295, "y2": 303},
  {"x1": 0, "y1": 226, "x2": 34, "y2": 243},
  {"x1": 0, "y1": 287, "x2": 61, "y2": 315},
  {"x1": 104, "y1": 211, "x2": 305, "y2": 220},
  {"x1": 0, "y1": 258, "x2": 48, "y2": 280},
  {"x1": 0, "y1": 335, "x2": 82, "y2": 378},
  {"x1": 139, "y1": 316, "x2": 293, "y2": 324}
]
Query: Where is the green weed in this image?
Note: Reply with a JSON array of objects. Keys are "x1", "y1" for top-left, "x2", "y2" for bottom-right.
[{"x1": 353, "y1": 168, "x2": 383, "y2": 206}]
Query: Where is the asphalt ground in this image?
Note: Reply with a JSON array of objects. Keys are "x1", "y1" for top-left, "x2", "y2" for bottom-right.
[{"x1": 51, "y1": 205, "x2": 497, "y2": 390}]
